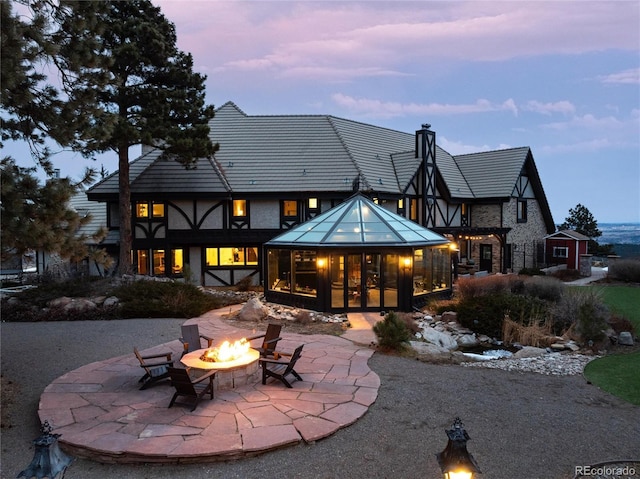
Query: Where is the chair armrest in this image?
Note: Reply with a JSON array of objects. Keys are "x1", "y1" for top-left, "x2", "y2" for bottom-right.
[
  {"x1": 259, "y1": 357, "x2": 289, "y2": 365},
  {"x1": 263, "y1": 337, "x2": 282, "y2": 346},
  {"x1": 200, "y1": 334, "x2": 214, "y2": 348},
  {"x1": 141, "y1": 352, "x2": 173, "y2": 361},
  {"x1": 246, "y1": 333, "x2": 266, "y2": 341},
  {"x1": 140, "y1": 359, "x2": 174, "y2": 368}
]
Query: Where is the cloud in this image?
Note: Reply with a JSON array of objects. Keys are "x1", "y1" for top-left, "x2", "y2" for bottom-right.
[
  {"x1": 541, "y1": 114, "x2": 624, "y2": 131},
  {"x1": 523, "y1": 101, "x2": 576, "y2": 116},
  {"x1": 599, "y1": 68, "x2": 640, "y2": 85},
  {"x1": 438, "y1": 136, "x2": 512, "y2": 155},
  {"x1": 331, "y1": 94, "x2": 518, "y2": 118}
]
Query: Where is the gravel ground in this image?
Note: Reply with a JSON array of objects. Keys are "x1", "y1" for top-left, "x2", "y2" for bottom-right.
[{"x1": 2, "y1": 318, "x2": 639, "y2": 479}]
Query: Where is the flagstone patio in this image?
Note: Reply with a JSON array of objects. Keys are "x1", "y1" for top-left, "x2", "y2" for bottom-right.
[{"x1": 37, "y1": 306, "x2": 380, "y2": 463}]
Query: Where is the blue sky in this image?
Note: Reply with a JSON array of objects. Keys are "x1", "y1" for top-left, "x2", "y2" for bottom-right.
[{"x1": 10, "y1": 1, "x2": 640, "y2": 223}]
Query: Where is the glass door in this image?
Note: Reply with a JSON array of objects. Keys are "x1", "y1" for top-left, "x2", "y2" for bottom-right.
[{"x1": 347, "y1": 254, "x2": 363, "y2": 309}]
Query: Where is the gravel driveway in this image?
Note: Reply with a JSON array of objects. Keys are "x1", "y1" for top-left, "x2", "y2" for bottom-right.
[{"x1": 2, "y1": 318, "x2": 639, "y2": 479}]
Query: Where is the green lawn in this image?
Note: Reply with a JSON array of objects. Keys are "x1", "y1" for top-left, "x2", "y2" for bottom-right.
[{"x1": 583, "y1": 285, "x2": 640, "y2": 405}]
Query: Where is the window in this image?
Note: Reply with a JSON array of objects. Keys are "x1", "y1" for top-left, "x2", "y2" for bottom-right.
[
  {"x1": 152, "y1": 202, "x2": 165, "y2": 217},
  {"x1": 461, "y1": 203, "x2": 469, "y2": 224},
  {"x1": 136, "y1": 202, "x2": 149, "y2": 218},
  {"x1": 553, "y1": 246, "x2": 569, "y2": 258},
  {"x1": 135, "y1": 201, "x2": 164, "y2": 218},
  {"x1": 233, "y1": 199, "x2": 246, "y2": 217},
  {"x1": 283, "y1": 200, "x2": 298, "y2": 218},
  {"x1": 136, "y1": 250, "x2": 149, "y2": 274},
  {"x1": 205, "y1": 247, "x2": 259, "y2": 266},
  {"x1": 172, "y1": 249, "x2": 184, "y2": 274},
  {"x1": 517, "y1": 199, "x2": 527, "y2": 223},
  {"x1": 410, "y1": 198, "x2": 418, "y2": 221},
  {"x1": 153, "y1": 249, "x2": 165, "y2": 275},
  {"x1": 397, "y1": 198, "x2": 405, "y2": 215},
  {"x1": 308, "y1": 198, "x2": 318, "y2": 210}
]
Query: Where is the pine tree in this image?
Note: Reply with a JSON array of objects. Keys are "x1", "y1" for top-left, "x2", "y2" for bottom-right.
[
  {"x1": 16, "y1": 0, "x2": 218, "y2": 274},
  {"x1": 559, "y1": 204, "x2": 603, "y2": 253}
]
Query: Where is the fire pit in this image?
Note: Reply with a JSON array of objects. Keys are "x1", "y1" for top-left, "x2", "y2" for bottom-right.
[{"x1": 181, "y1": 339, "x2": 260, "y2": 390}]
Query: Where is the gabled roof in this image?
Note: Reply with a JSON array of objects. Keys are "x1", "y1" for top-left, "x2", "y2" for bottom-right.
[
  {"x1": 544, "y1": 229, "x2": 591, "y2": 241},
  {"x1": 266, "y1": 193, "x2": 449, "y2": 248},
  {"x1": 453, "y1": 147, "x2": 531, "y2": 198}
]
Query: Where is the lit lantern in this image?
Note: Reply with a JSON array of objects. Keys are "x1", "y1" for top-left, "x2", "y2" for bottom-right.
[{"x1": 436, "y1": 417, "x2": 481, "y2": 479}]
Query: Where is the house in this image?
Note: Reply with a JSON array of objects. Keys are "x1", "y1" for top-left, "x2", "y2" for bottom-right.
[
  {"x1": 86, "y1": 101, "x2": 555, "y2": 311},
  {"x1": 543, "y1": 230, "x2": 590, "y2": 270}
]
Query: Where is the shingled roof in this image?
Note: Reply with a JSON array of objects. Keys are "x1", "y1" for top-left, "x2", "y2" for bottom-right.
[{"x1": 87, "y1": 101, "x2": 549, "y2": 217}]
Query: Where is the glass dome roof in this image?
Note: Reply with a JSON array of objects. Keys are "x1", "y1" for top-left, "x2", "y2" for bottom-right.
[{"x1": 266, "y1": 193, "x2": 449, "y2": 247}]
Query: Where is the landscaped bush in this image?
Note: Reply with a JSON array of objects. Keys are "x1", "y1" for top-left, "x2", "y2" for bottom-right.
[
  {"x1": 521, "y1": 275, "x2": 565, "y2": 302},
  {"x1": 608, "y1": 259, "x2": 640, "y2": 283},
  {"x1": 112, "y1": 281, "x2": 225, "y2": 318},
  {"x1": 551, "y1": 268, "x2": 582, "y2": 282},
  {"x1": 551, "y1": 288, "x2": 610, "y2": 341},
  {"x1": 456, "y1": 292, "x2": 549, "y2": 339},
  {"x1": 502, "y1": 316, "x2": 553, "y2": 347},
  {"x1": 455, "y1": 275, "x2": 513, "y2": 301},
  {"x1": 518, "y1": 267, "x2": 546, "y2": 276},
  {"x1": 373, "y1": 311, "x2": 412, "y2": 351}
]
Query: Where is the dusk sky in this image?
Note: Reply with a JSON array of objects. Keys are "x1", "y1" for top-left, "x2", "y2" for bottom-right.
[{"x1": 11, "y1": 1, "x2": 640, "y2": 224}]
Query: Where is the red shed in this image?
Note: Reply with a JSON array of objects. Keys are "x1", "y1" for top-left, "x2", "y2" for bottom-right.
[{"x1": 544, "y1": 230, "x2": 590, "y2": 270}]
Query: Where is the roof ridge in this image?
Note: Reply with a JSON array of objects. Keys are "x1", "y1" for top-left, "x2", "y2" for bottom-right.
[
  {"x1": 454, "y1": 145, "x2": 530, "y2": 158},
  {"x1": 326, "y1": 116, "x2": 371, "y2": 191}
]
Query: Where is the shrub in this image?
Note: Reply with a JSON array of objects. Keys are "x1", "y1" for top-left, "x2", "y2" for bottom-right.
[
  {"x1": 518, "y1": 267, "x2": 546, "y2": 276},
  {"x1": 608, "y1": 259, "x2": 640, "y2": 283},
  {"x1": 456, "y1": 292, "x2": 549, "y2": 339},
  {"x1": 235, "y1": 275, "x2": 254, "y2": 292},
  {"x1": 396, "y1": 312, "x2": 420, "y2": 335},
  {"x1": 455, "y1": 275, "x2": 513, "y2": 301},
  {"x1": 502, "y1": 316, "x2": 554, "y2": 347},
  {"x1": 551, "y1": 288, "x2": 610, "y2": 340},
  {"x1": 607, "y1": 314, "x2": 635, "y2": 334},
  {"x1": 113, "y1": 281, "x2": 223, "y2": 318},
  {"x1": 373, "y1": 311, "x2": 412, "y2": 351},
  {"x1": 521, "y1": 275, "x2": 565, "y2": 302},
  {"x1": 551, "y1": 269, "x2": 582, "y2": 282},
  {"x1": 294, "y1": 310, "x2": 312, "y2": 324}
]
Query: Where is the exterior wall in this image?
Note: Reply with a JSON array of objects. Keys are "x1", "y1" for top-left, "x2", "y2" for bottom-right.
[
  {"x1": 250, "y1": 200, "x2": 279, "y2": 229},
  {"x1": 195, "y1": 201, "x2": 224, "y2": 229},
  {"x1": 503, "y1": 198, "x2": 547, "y2": 272},
  {"x1": 471, "y1": 204, "x2": 502, "y2": 227}
]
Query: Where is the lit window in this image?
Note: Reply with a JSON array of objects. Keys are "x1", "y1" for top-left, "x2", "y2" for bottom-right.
[
  {"x1": 205, "y1": 248, "x2": 219, "y2": 266},
  {"x1": 136, "y1": 250, "x2": 149, "y2": 274},
  {"x1": 153, "y1": 250, "x2": 165, "y2": 275},
  {"x1": 172, "y1": 249, "x2": 183, "y2": 274},
  {"x1": 283, "y1": 200, "x2": 298, "y2": 217},
  {"x1": 410, "y1": 199, "x2": 418, "y2": 221},
  {"x1": 398, "y1": 198, "x2": 404, "y2": 209},
  {"x1": 136, "y1": 202, "x2": 149, "y2": 218},
  {"x1": 233, "y1": 199, "x2": 246, "y2": 217},
  {"x1": 152, "y1": 202, "x2": 165, "y2": 217},
  {"x1": 308, "y1": 198, "x2": 318, "y2": 210}
]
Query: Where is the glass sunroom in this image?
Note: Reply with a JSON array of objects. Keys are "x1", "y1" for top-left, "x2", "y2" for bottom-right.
[{"x1": 264, "y1": 193, "x2": 452, "y2": 312}]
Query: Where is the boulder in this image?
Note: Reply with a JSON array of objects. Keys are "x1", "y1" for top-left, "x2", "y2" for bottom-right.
[
  {"x1": 238, "y1": 297, "x2": 269, "y2": 321},
  {"x1": 513, "y1": 346, "x2": 547, "y2": 359},
  {"x1": 103, "y1": 296, "x2": 120, "y2": 308},
  {"x1": 63, "y1": 298, "x2": 97, "y2": 313},
  {"x1": 456, "y1": 333, "x2": 480, "y2": 348},
  {"x1": 421, "y1": 328, "x2": 458, "y2": 351},
  {"x1": 410, "y1": 340, "x2": 450, "y2": 355},
  {"x1": 618, "y1": 331, "x2": 635, "y2": 346},
  {"x1": 441, "y1": 311, "x2": 457, "y2": 322}
]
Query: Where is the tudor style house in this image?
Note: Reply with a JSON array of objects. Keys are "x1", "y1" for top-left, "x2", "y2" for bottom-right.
[{"x1": 87, "y1": 102, "x2": 555, "y2": 309}]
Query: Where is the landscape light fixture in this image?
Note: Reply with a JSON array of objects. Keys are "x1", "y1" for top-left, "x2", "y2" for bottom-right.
[
  {"x1": 18, "y1": 420, "x2": 73, "y2": 479},
  {"x1": 436, "y1": 417, "x2": 481, "y2": 479}
]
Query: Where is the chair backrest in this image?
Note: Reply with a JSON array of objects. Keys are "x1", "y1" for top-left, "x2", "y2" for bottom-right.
[
  {"x1": 181, "y1": 325, "x2": 202, "y2": 353},
  {"x1": 261, "y1": 323, "x2": 282, "y2": 350},
  {"x1": 283, "y1": 344, "x2": 304, "y2": 374},
  {"x1": 168, "y1": 367, "x2": 197, "y2": 395},
  {"x1": 133, "y1": 347, "x2": 148, "y2": 370}
]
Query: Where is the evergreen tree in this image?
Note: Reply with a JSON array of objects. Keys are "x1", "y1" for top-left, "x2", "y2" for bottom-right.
[
  {"x1": 559, "y1": 204, "x2": 602, "y2": 254},
  {"x1": 0, "y1": 158, "x2": 100, "y2": 263},
  {"x1": 11, "y1": 0, "x2": 218, "y2": 274}
]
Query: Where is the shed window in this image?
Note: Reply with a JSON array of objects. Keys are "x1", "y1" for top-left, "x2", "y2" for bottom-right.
[{"x1": 553, "y1": 246, "x2": 568, "y2": 258}]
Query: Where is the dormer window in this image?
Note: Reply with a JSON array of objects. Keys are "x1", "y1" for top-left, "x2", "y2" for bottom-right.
[{"x1": 233, "y1": 199, "x2": 246, "y2": 217}]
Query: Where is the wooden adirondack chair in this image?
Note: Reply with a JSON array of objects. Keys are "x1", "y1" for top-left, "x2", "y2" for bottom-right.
[
  {"x1": 179, "y1": 324, "x2": 214, "y2": 356},
  {"x1": 167, "y1": 367, "x2": 216, "y2": 412},
  {"x1": 134, "y1": 347, "x2": 174, "y2": 390},
  {"x1": 259, "y1": 344, "x2": 304, "y2": 388},
  {"x1": 249, "y1": 323, "x2": 282, "y2": 357}
]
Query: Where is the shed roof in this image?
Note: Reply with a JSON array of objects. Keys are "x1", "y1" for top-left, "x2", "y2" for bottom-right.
[
  {"x1": 266, "y1": 193, "x2": 449, "y2": 248},
  {"x1": 544, "y1": 230, "x2": 591, "y2": 241}
]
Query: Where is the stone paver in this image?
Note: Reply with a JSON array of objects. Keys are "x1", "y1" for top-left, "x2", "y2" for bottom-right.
[{"x1": 38, "y1": 308, "x2": 380, "y2": 463}]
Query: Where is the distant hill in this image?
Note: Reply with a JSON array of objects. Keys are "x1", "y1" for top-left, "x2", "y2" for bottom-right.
[{"x1": 609, "y1": 244, "x2": 640, "y2": 259}]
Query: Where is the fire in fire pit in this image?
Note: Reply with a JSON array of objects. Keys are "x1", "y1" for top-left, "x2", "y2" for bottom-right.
[{"x1": 200, "y1": 338, "x2": 250, "y2": 363}]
